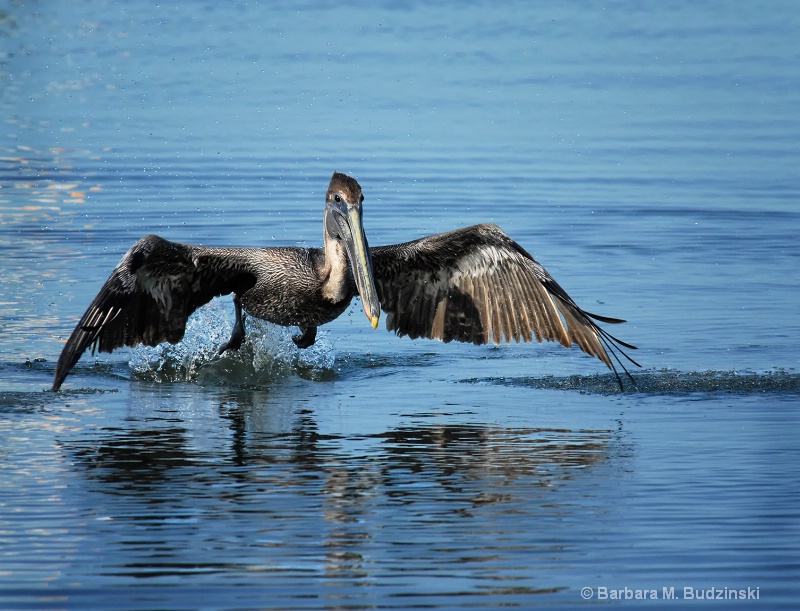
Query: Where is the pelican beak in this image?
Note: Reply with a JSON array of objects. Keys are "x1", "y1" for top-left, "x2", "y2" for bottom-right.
[{"x1": 338, "y1": 206, "x2": 381, "y2": 329}]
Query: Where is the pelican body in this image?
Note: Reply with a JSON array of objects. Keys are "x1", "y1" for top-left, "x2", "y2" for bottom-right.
[{"x1": 52, "y1": 172, "x2": 638, "y2": 391}]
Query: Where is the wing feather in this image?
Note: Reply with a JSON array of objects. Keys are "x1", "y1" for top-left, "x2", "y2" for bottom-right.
[
  {"x1": 52, "y1": 235, "x2": 257, "y2": 391},
  {"x1": 371, "y1": 223, "x2": 639, "y2": 387}
]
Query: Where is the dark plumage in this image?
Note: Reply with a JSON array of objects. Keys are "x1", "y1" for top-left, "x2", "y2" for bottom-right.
[{"x1": 52, "y1": 172, "x2": 639, "y2": 391}]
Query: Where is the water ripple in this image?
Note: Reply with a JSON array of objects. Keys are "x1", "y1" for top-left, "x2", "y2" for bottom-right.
[{"x1": 465, "y1": 368, "x2": 800, "y2": 396}]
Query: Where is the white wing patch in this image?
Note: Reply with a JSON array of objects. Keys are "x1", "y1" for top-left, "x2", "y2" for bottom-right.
[
  {"x1": 448, "y1": 243, "x2": 571, "y2": 346},
  {"x1": 139, "y1": 271, "x2": 178, "y2": 312}
]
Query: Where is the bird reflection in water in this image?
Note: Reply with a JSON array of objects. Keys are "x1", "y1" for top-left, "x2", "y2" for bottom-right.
[{"x1": 60, "y1": 395, "x2": 618, "y2": 587}]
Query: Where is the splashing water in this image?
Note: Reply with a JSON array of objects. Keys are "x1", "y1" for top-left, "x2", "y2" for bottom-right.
[
  {"x1": 129, "y1": 298, "x2": 336, "y2": 386},
  {"x1": 463, "y1": 368, "x2": 800, "y2": 396}
]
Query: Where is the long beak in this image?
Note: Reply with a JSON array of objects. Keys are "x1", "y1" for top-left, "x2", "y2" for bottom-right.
[{"x1": 340, "y1": 207, "x2": 381, "y2": 329}]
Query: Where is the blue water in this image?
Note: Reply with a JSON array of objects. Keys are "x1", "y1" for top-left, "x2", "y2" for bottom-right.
[{"x1": 2, "y1": 1, "x2": 799, "y2": 609}]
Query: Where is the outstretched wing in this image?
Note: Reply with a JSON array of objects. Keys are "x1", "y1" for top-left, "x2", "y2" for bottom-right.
[
  {"x1": 52, "y1": 235, "x2": 257, "y2": 391},
  {"x1": 371, "y1": 223, "x2": 639, "y2": 385}
]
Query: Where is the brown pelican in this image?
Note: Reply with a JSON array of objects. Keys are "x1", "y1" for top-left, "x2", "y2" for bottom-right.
[{"x1": 51, "y1": 172, "x2": 639, "y2": 392}]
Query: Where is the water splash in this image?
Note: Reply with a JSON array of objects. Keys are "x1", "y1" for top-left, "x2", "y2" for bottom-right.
[
  {"x1": 463, "y1": 368, "x2": 800, "y2": 396},
  {"x1": 129, "y1": 299, "x2": 336, "y2": 386}
]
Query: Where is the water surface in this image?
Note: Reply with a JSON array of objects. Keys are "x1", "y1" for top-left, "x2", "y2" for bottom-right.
[{"x1": 1, "y1": 1, "x2": 799, "y2": 609}]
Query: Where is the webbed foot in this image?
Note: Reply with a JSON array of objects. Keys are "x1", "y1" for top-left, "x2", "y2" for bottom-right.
[
  {"x1": 218, "y1": 295, "x2": 246, "y2": 354},
  {"x1": 292, "y1": 326, "x2": 317, "y2": 349},
  {"x1": 218, "y1": 323, "x2": 245, "y2": 353}
]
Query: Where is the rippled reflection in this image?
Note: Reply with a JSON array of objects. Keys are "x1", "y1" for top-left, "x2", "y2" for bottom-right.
[{"x1": 58, "y1": 400, "x2": 617, "y2": 599}]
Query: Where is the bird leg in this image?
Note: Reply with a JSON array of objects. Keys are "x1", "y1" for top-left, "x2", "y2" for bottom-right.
[
  {"x1": 292, "y1": 326, "x2": 317, "y2": 349},
  {"x1": 218, "y1": 295, "x2": 246, "y2": 354}
]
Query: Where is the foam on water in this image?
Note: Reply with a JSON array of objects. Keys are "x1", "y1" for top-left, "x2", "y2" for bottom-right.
[{"x1": 465, "y1": 368, "x2": 800, "y2": 396}]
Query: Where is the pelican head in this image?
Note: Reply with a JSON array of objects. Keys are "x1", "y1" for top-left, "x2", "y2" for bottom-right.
[{"x1": 324, "y1": 172, "x2": 381, "y2": 329}]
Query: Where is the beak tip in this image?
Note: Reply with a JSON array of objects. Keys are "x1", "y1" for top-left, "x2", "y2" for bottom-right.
[{"x1": 371, "y1": 315, "x2": 379, "y2": 330}]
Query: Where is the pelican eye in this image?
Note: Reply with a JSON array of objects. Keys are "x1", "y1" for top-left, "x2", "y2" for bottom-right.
[{"x1": 334, "y1": 194, "x2": 342, "y2": 203}]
